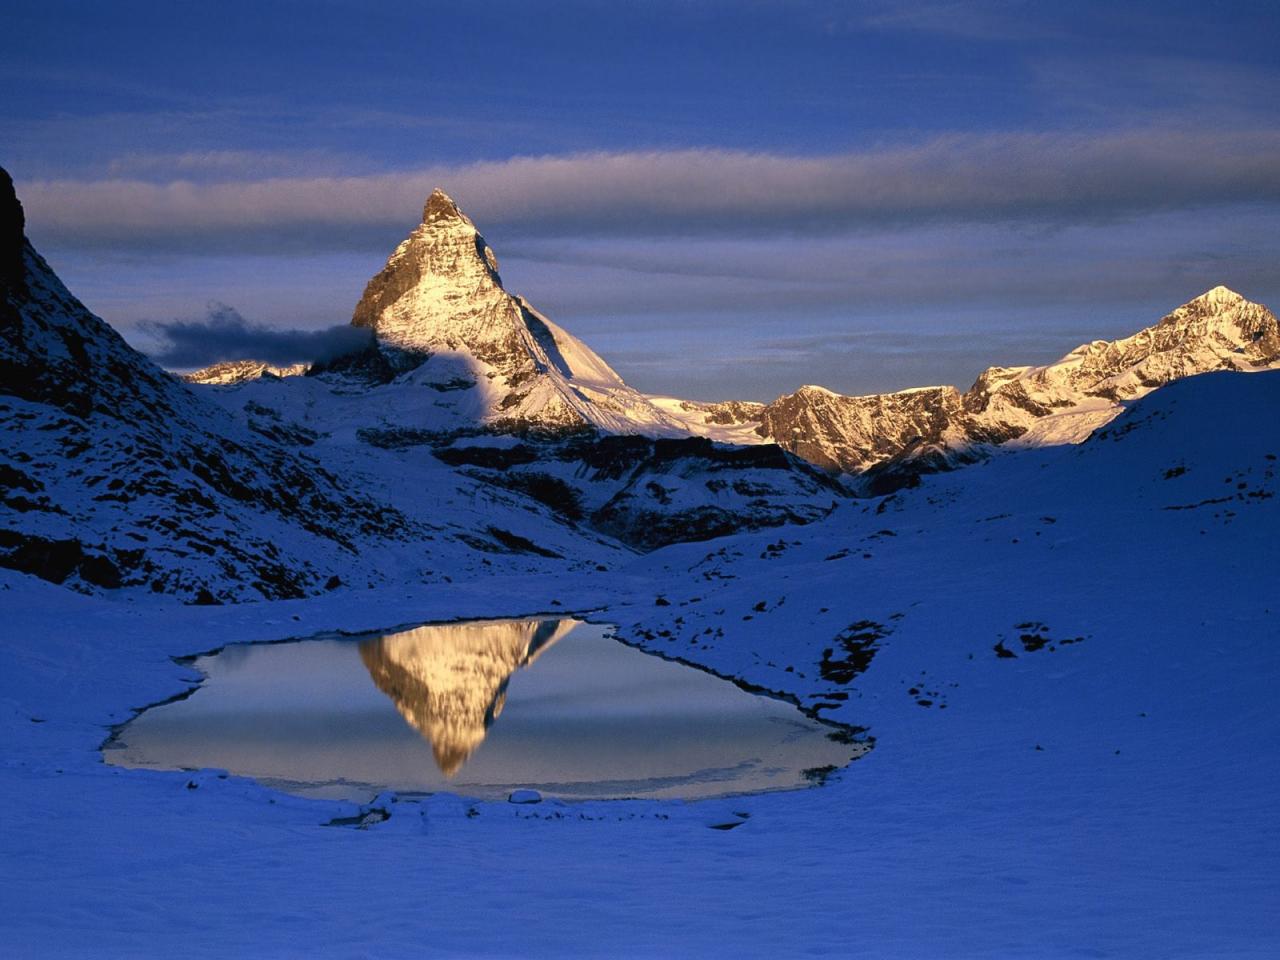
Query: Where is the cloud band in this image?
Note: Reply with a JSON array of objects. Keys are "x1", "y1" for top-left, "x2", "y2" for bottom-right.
[{"x1": 18, "y1": 129, "x2": 1280, "y2": 253}]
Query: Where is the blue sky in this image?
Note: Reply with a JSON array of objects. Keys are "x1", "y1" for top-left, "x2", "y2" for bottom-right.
[{"x1": 4, "y1": 0, "x2": 1279, "y2": 399}]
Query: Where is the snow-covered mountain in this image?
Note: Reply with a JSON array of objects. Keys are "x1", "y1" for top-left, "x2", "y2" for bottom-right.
[
  {"x1": 184, "y1": 359, "x2": 310, "y2": 385},
  {"x1": 964, "y1": 285, "x2": 1280, "y2": 445},
  {"x1": 9, "y1": 162, "x2": 1279, "y2": 603},
  {"x1": 0, "y1": 169, "x2": 637, "y2": 600},
  {"x1": 1, "y1": 171, "x2": 845, "y2": 598},
  {"x1": 729, "y1": 286, "x2": 1280, "y2": 485},
  {"x1": 0, "y1": 168, "x2": 427, "y2": 599},
  {"x1": 176, "y1": 188, "x2": 844, "y2": 554},
  {"x1": 337, "y1": 188, "x2": 685, "y2": 437}
]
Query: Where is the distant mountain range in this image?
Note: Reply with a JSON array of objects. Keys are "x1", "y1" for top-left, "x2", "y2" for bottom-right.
[
  {"x1": 4, "y1": 167, "x2": 1278, "y2": 600},
  {"x1": 189, "y1": 190, "x2": 1280, "y2": 488}
]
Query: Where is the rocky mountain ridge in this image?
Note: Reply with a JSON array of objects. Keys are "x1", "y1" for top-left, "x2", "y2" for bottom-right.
[
  {"x1": 743, "y1": 285, "x2": 1280, "y2": 485},
  {"x1": 184, "y1": 359, "x2": 309, "y2": 385},
  {"x1": 172, "y1": 189, "x2": 1278, "y2": 492},
  {"x1": 0, "y1": 169, "x2": 426, "y2": 599}
]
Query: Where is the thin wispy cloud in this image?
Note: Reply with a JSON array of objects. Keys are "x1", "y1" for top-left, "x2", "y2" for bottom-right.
[
  {"x1": 833, "y1": 0, "x2": 1062, "y2": 42},
  {"x1": 104, "y1": 149, "x2": 354, "y2": 180}
]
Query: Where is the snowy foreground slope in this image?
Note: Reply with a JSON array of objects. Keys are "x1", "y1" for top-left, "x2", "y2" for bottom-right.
[
  {"x1": 2, "y1": 370, "x2": 1277, "y2": 958},
  {"x1": 3, "y1": 168, "x2": 1278, "y2": 956}
]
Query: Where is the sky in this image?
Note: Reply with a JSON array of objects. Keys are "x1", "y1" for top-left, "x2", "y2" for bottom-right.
[{"x1": 3, "y1": 0, "x2": 1279, "y2": 401}]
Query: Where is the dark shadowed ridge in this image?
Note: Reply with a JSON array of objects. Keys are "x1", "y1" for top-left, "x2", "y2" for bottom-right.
[
  {"x1": 0, "y1": 166, "x2": 415, "y2": 600},
  {"x1": 0, "y1": 166, "x2": 26, "y2": 292}
]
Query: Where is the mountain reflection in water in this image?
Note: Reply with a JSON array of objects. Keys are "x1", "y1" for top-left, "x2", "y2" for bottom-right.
[
  {"x1": 358, "y1": 619, "x2": 578, "y2": 777},
  {"x1": 105, "y1": 618, "x2": 863, "y2": 801}
]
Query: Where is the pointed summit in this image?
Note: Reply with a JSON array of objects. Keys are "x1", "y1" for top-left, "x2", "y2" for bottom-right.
[
  {"x1": 350, "y1": 186, "x2": 507, "y2": 354},
  {"x1": 423, "y1": 187, "x2": 464, "y2": 224},
  {"x1": 344, "y1": 187, "x2": 686, "y2": 435},
  {"x1": 1187, "y1": 284, "x2": 1246, "y2": 309},
  {"x1": 1164, "y1": 285, "x2": 1264, "y2": 329}
]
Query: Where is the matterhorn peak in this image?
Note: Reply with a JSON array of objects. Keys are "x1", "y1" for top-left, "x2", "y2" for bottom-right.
[
  {"x1": 422, "y1": 187, "x2": 465, "y2": 224},
  {"x1": 343, "y1": 187, "x2": 689, "y2": 436},
  {"x1": 350, "y1": 186, "x2": 508, "y2": 355}
]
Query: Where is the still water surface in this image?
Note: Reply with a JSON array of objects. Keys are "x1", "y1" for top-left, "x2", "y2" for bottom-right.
[{"x1": 106, "y1": 619, "x2": 860, "y2": 801}]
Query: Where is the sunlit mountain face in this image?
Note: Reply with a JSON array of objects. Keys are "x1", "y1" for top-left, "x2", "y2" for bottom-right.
[{"x1": 358, "y1": 618, "x2": 578, "y2": 776}]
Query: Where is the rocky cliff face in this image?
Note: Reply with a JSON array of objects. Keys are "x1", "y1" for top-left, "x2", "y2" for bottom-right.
[
  {"x1": 756, "y1": 384, "x2": 969, "y2": 474},
  {"x1": 352, "y1": 190, "x2": 518, "y2": 371}
]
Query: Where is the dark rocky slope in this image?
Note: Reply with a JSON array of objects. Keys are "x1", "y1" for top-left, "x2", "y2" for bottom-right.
[{"x1": 0, "y1": 168, "x2": 414, "y2": 600}]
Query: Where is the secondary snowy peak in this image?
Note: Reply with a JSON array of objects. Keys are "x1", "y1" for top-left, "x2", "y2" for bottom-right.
[
  {"x1": 742, "y1": 285, "x2": 1280, "y2": 481},
  {"x1": 346, "y1": 188, "x2": 686, "y2": 436},
  {"x1": 964, "y1": 285, "x2": 1280, "y2": 441},
  {"x1": 183, "y1": 359, "x2": 309, "y2": 385},
  {"x1": 758, "y1": 384, "x2": 967, "y2": 474}
]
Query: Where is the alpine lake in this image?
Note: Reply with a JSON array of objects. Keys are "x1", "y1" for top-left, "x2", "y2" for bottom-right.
[{"x1": 105, "y1": 618, "x2": 864, "y2": 802}]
